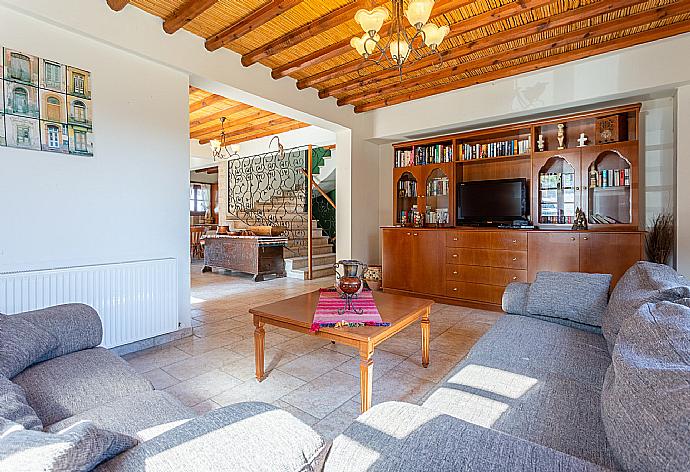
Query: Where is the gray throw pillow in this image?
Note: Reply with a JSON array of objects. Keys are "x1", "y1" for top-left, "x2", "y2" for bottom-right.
[
  {"x1": 0, "y1": 314, "x2": 59, "y2": 378},
  {"x1": 526, "y1": 272, "x2": 612, "y2": 329},
  {"x1": 601, "y1": 300, "x2": 690, "y2": 471},
  {"x1": 0, "y1": 377, "x2": 42, "y2": 431},
  {"x1": 676, "y1": 298, "x2": 690, "y2": 308},
  {"x1": 603, "y1": 261, "x2": 689, "y2": 353},
  {"x1": 0, "y1": 418, "x2": 137, "y2": 472}
]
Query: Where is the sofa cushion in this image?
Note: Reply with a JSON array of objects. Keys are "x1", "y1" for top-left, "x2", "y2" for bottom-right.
[
  {"x1": 0, "y1": 314, "x2": 59, "y2": 378},
  {"x1": 13, "y1": 347, "x2": 152, "y2": 426},
  {"x1": 0, "y1": 377, "x2": 42, "y2": 431},
  {"x1": 526, "y1": 272, "x2": 612, "y2": 331},
  {"x1": 0, "y1": 418, "x2": 136, "y2": 472},
  {"x1": 97, "y1": 402, "x2": 326, "y2": 472},
  {"x1": 421, "y1": 315, "x2": 616, "y2": 469},
  {"x1": 603, "y1": 261, "x2": 689, "y2": 353},
  {"x1": 601, "y1": 300, "x2": 690, "y2": 472},
  {"x1": 16, "y1": 304, "x2": 103, "y2": 360},
  {"x1": 324, "y1": 402, "x2": 608, "y2": 472},
  {"x1": 46, "y1": 391, "x2": 195, "y2": 441}
]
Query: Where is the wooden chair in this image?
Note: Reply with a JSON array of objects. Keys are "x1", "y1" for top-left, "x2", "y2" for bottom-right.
[{"x1": 190, "y1": 227, "x2": 204, "y2": 260}]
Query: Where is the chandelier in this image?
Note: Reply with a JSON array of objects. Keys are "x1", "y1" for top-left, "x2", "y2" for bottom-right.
[
  {"x1": 210, "y1": 117, "x2": 241, "y2": 161},
  {"x1": 350, "y1": 0, "x2": 449, "y2": 79}
]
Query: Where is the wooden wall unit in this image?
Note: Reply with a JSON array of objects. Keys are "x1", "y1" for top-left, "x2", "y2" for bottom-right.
[{"x1": 385, "y1": 103, "x2": 646, "y2": 310}]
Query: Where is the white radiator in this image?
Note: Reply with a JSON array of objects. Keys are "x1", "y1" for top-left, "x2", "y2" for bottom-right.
[{"x1": 0, "y1": 259, "x2": 179, "y2": 348}]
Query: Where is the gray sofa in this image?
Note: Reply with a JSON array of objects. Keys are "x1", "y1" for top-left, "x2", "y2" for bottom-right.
[
  {"x1": 0, "y1": 305, "x2": 325, "y2": 471},
  {"x1": 324, "y1": 262, "x2": 690, "y2": 471},
  {"x1": 2, "y1": 262, "x2": 688, "y2": 471}
]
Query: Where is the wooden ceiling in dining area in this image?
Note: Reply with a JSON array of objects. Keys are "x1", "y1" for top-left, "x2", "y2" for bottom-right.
[
  {"x1": 110, "y1": 0, "x2": 690, "y2": 113},
  {"x1": 188, "y1": 86, "x2": 308, "y2": 145}
]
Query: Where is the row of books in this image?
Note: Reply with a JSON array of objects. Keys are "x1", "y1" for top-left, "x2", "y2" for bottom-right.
[
  {"x1": 427, "y1": 177, "x2": 449, "y2": 197},
  {"x1": 540, "y1": 215, "x2": 575, "y2": 225},
  {"x1": 398, "y1": 180, "x2": 417, "y2": 198},
  {"x1": 539, "y1": 172, "x2": 575, "y2": 190},
  {"x1": 394, "y1": 144, "x2": 454, "y2": 167},
  {"x1": 590, "y1": 213, "x2": 621, "y2": 224},
  {"x1": 461, "y1": 138, "x2": 530, "y2": 161},
  {"x1": 589, "y1": 169, "x2": 630, "y2": 188}
]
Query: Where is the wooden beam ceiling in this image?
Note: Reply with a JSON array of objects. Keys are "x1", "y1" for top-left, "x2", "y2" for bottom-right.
[
  {"x1": 106, "y1": 0, "x2": 130, "y2": 11},
  {"x1": 118, "y1": 0, "x2": 690, "y2": 111},
  {"x1": 188, "y1": 86, "x2": 308, "y2": 145},
  {"x1": 205, "y1": 0, "x2": 304, "y2": 52},
  {"x1": 163, "y1": 0, "x2": 218, "y2": 34}
]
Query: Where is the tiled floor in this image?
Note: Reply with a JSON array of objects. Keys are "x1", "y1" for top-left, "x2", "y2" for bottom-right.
[{"x1": 122, "y1": 262, "x2": 502, "y2": 440}]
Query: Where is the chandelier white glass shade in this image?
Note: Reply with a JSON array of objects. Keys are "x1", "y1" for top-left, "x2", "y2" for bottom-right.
[
  {"x1": 351, "y1": 0, "x2": 448, "y2": 78},
  {"x1": 210, "y1": 117, "x2": 241, "y2": 161}
]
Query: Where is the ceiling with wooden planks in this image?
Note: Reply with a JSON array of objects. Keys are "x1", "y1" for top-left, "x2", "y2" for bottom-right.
[
  {"x1": 114, "y1": 0, "x2": 690, "y2": 112},
  {"x1": 188, "y1": 86, "x2": 308, "y2": 145}
]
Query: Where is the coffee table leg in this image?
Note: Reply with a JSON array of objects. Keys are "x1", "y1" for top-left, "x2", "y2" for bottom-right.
[
  {"x1": 359, "y1": 344, "x2": 374, "y2": 413},
  {"x1": 421, "y1": 308, "x2": 430, "y2": 368},
  {"x1": 254, "y1": 318, "x2": 265, "y2": 382}
]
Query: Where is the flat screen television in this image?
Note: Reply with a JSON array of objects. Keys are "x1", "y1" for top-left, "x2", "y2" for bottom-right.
[{"x1": 457, "y1": 178, "x2": 529, "y2": 225}]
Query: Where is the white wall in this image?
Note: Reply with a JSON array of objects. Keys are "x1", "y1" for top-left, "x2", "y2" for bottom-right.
[
  {"x1": 677, "y1": 85, "x2": 690, "y2": 276},
  {"x1": 0, "y1": 7, "x2": 191, "y2": 329}
]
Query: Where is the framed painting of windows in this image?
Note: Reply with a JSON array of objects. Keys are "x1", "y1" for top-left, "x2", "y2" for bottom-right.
[{"x1": 0, "y1": 46, "x2": 93, "y2": 157}]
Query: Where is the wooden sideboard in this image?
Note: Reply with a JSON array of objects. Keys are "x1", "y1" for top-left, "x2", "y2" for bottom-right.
[
  {"x1": 202, "y1": 235, "x2": 287, "y2": 282},
  {"x1": 381, "y1": 227, "x2": 644, "y2": 310}
]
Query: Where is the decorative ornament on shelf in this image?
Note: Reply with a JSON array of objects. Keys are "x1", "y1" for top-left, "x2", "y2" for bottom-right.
[
  {"x1": 363, "y1": 265, "x2": 383, "y2": 291},
  {"x1": 350, "y1": 0, "x2": 449, "y2": 79},
  {"x1": 210, "y1": 117, "x2": 241, "y2": 161},
  {"x1": 572, "y1": 207, "x2": 588, "y2": 230},
  {"x1": 537, "y1": 134, "x2": 545, "y2": 152},
  {"x1": 557, "y1": 123, "x2": 566, "y2": 150},
  {"x1": 577, "y1": 133, "x2": 588, "y2": 147}
]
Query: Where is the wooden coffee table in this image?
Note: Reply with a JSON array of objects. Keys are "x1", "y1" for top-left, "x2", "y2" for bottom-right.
[{"x1": 250, "y1": 290, "x2": 433, "y2": 413}]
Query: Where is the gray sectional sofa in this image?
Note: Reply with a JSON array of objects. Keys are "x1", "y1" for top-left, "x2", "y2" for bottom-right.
[{"x1": 1, "y1": 261, "x2": 689, "y2": 471}]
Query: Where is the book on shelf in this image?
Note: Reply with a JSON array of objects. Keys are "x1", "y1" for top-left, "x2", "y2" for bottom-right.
[
  {"x1": 397, "y1": 179, "x2": 417, "y2": 198},
  {"x1": 589, "y1": 168, "x2": 630, "y2": 188},
  {"x1": 461, "y1": 137, "x2": 530, "y2": 161},
  {"x1": 590, "y1": 213, "x2": 620, "y2": 224},
  {"x1": 426, "y1": 176, "x2": 449, "y2": 197},
  {"x1": 539, "y1": 172, "x2": 575, "y2": 190},
  {"x1": 394, "y1": 143, "x2": 453, "y2": 167}
]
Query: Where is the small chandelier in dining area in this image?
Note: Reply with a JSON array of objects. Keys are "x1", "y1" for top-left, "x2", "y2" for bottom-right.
[
  {"x1": 210, "y1": 117, "x2": 241, "y2": 161},
  {"x1": 350, "y1": 0, "x2": 449, "y2": 79}
]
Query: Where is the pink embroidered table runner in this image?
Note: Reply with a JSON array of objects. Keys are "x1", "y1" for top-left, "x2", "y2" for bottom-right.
[{"x1": 311, "y1": 288, "x2": 390, "y2": 332}]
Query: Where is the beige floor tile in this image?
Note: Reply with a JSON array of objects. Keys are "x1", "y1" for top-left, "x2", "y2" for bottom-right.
[
  {"x1": 322, "y1": 342, "x2": 357, "y2": 356},
  {"x1": 220, "y1": 348, "x2": 297, "y2": 381},
  {"x1": 164, "y1": 369, "x2": 241, "y2": 406},
  {"x1": 175, "y1": 331, "x2": 245, "y2": 356},
  {"x1": 429, "y1": 331, "x2": 479, "y2": 357},
  {"x1": 396, "y1": 350, "x2": 463, "y2": 383},
  {"x1": 191, "y1": 399, "x2": 222, "y2": 415},
  {"x1": 192, "y1": 319, "x2": 243, "y2": 337},
  {"x1": 377, "y1": 334, "x2": 422, "y2": 357},
  {"x1": 272, "y1": 400, "x2": 319, "y2": 426},
  {"x1": 162, "y1": 348, "x2": 245, "y2": 381},
  {"x1": 275, "y1": 335, "x2": 331, "y2": 356},
  {"x1": 281, "y1": 370, "x2": 359, "y2": 419},
  {"x1": 312, "y1": 400, "x2": 361, "y2": 442},
  {"x1": 213, "y1": 370, "x2": 306, "y2": 406},
  {"x1": 335, "y1": 349, "x2": 406, "y2": 380},
  {"x1": 123, "y1": 345, "x2": 191, "y2": 373},
  {"x1": 277, "y1": 348, "x2": 351, "y2": 382},
  {"x1": 228, "y1": 331, "x2": 292, "y2": 357},
  {"x1": 354, "y1": 370, "x2": 435, "y2": 407},
  {"x1": 142, "y1": 368, "x2": 179, "y2": 390}
]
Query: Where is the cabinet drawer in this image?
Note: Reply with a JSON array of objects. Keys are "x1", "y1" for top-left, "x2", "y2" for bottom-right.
[
  {"x1": 446, "y1": 231, "x2": 492, "y2": 248},
  {"x1": 446, "y1": 281, "x2": 504, "y2": 305},
  {"x1": 446, "y1": 248, "x2": 527, "y2": 269},
  {"x1": 491, "y1": 232, "x2": 528, "y2": 251},
  {"x1": 446, "y1": 265, "x2": 527, "y2": 286},
  {"x1": 489, "y1": 250, "x2": 528, "y2": 270}
]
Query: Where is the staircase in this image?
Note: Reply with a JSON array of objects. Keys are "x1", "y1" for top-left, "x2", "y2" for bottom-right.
[{"x1": 228, "y1": 191, "x2": 336, "y2": 280}]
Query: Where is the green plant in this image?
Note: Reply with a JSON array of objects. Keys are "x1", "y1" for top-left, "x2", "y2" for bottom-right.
[{"x1": 645, "y1": 212, "x2": 674, "y2": 265}]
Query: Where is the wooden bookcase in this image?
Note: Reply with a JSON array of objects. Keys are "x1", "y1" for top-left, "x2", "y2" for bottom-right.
[
  {"x1": 392, "y1": 103, "x2": 641, "y2": 230},
  {"x1": 386, "y1": 103, "x2": 645, "y2": 310}
]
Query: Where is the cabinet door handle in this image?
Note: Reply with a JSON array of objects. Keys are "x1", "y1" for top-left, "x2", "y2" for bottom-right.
[
  {"x1": 570, "y1": 237, "x2": 576, "y2": 241},
  {"x1": 576, "y1": 186, "x2": 580, "y2": 191},
  {"x1": 452, "y1": 287, "x2": 458, "y2": 292},
  {"x1": 512, "y1": 276, "x2": 518, "y2": 280},
  {"x1": 453, "y1": 237, "x2": 458, "y2": 241},
  {"x1": 406, "y1": 232, "x2": 411, "y2": 236},
  {"x1": 452, "y1": 254, "x2": 458, "y2": 258},
  {"x1": 452, "y1": 271, "x2": 458, "y2": 275},
  {"x1": 413, "y1": 232, "x2": 418, "y2": 236},
  {"x1": 512, "y1": 240, "x2": 517, "y2": 244},
  {"x1": 512, "y1": 257, "x2": 517, "y2": 261},
  {"x1": 583, "y1": 237, "x2": 589, "y2": 240}
]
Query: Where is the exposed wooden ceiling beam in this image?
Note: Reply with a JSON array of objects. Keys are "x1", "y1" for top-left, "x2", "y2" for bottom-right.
[
  {"x1": 241, "y1": 0, "x2": 387, "y2": 67},
  {"x1": 106, "y1": 0, "x2": 130, "y2": 11},
  {"x1": 341, "y1": 0, "x2": 683, "y2": 105},
  {"x1": 189, "y1": 94, "x2": 227, "y2": 113},
  {"x1": 205, "y1": 0, "x2": 303, "y2": 51},
  {"x1": 199, "y1": 120, "x2": 308, "y2": 145},
  {"x1": 318, "y1": 0, "x2": 560, "y2": 98},
  {"x1": 163, "y1": 0, "x2": 219, "y2": 34},
  {"x1": 297, "y1": 0, "x2": 633, "y2": 91},
  {"x1": 355, "y1": 17, "x2": 690, "y2": 113},
  {"x1": 190, "y1": 103, "x2": 253, "y2": 129},
  {"x1": 191, "y1": 111, "x2": 278, "y2": 140},
  {"x1": 271, "y1": 0, "x2": 474, "y2": 79}
]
